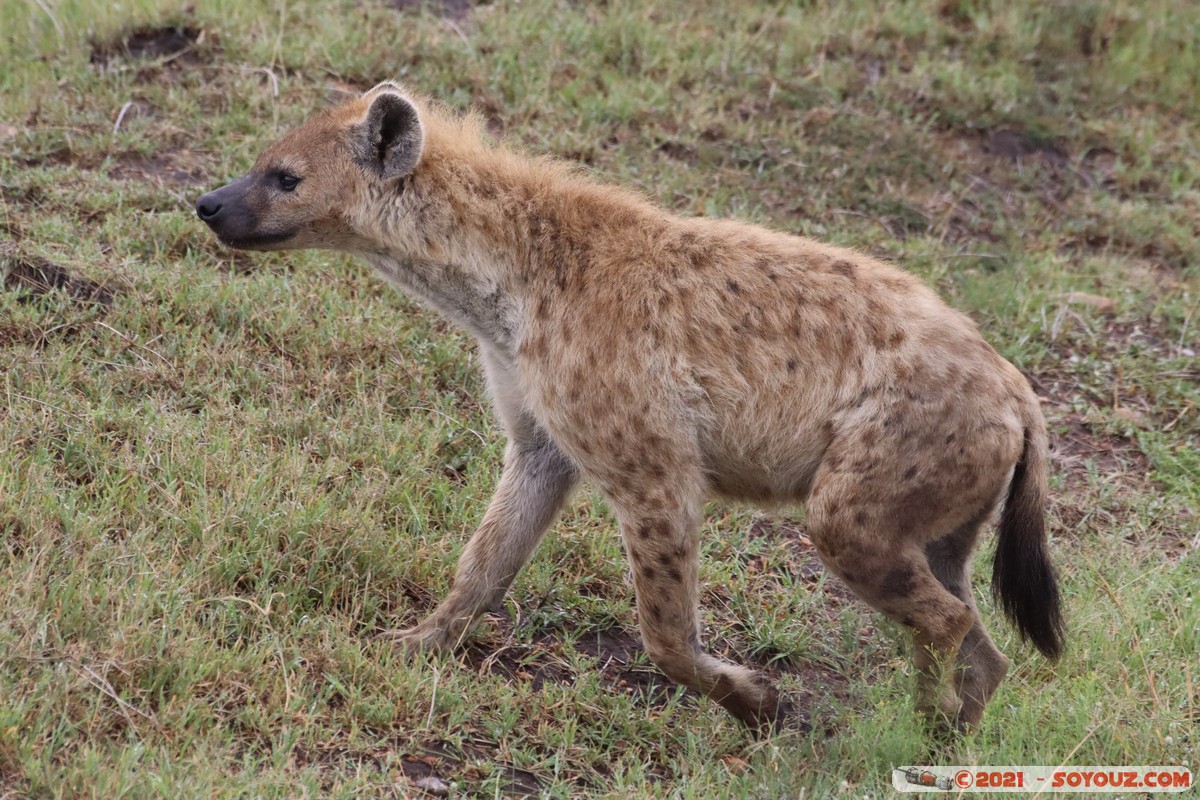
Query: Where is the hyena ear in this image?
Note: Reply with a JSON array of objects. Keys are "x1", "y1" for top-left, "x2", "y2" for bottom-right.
[{"x1": 357, "y1": 91, "x2": 424, "y2": 180}]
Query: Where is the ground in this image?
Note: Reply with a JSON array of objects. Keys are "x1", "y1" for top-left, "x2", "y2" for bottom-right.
[{"x1": 0, "y1": 0, "x2": 1197, "y2": 797}]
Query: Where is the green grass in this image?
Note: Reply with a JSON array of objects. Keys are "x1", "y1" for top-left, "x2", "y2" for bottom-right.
[{"x1": 1, "y1": 0, "x2": 1197, "y2": 796}]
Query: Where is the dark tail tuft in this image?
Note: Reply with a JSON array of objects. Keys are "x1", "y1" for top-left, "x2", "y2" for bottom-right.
[{"x1": 992, "y1": 423, "x2": 1064, "y2": 660}]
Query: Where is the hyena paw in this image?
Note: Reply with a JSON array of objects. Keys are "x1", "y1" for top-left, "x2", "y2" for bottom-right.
[
  {"x1": 768, "y1": 695, "x2": 808, "y2": 735},
  {"x1": 918, "y1": 691, "x2": 968, "y2": 743},
  {"x1": 377, "y1": 623, "x2": 454, "y2": 656},
  {"x1": 714, "y1": 671, "x2": 800, "y2": 735}
]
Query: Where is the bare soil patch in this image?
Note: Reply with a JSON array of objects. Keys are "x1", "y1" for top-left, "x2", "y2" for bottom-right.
[
  {"x1": 1040, "y1": 399, "x2": 1195, "y2": 556},
  {"x1": 388, "y1": 0, "x2": 490, "y2": 21},
  {"x1": 1, "y1": 244, "x2": 118, "y2": 348},
  {"x1": 983, "y1": 128, "x2": 1070, "y2": 170},
  {"x1": 110, "y1": 150, "x2": 206, "y2": 188},
  {"x1": 456, "y1": 581, "x2": 854, "y2": 736},
  {"x1": 919, "y1": 150, "x2": 1192, "y2": 278},
  {"x1": 1023, "y1": 309, "x2": 1197, "y2": 551},
  {"x1": 90, "y1": 24, "x2": 208, "y2": 67},
  {"x1": 921, "y1": 123, "x2": 1120, "y2": 247},
  {"x1": 411, "y1": 739, "x2": 541, "y2": 797},
  {"x1": 1052, "y1": 412, "x2": 1150, "y2": 479},
  {"x1": 288, "y1": 736, "x2": 542, "y2": 797},
  {"x1": 463, "y1": 623, "x2": 678, "y2": 708},
  {"x1": 925, "y1": 121, "x2": 1192, "y2": 263},
  {"x1": 573, "y1": 626, "x2": 674, "y2": 700},
  {"x1": 0, "y1": 516, "x2": 28, "y2": 559},
  {"x1": 1034, "y1": 317, "x2": 1185, "y2": 471},
  {"x1": 2, "y1": 251, "x2": 114, "y2": 308}
]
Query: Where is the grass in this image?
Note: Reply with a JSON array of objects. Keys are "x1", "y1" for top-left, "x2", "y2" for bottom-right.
[{"x1": 1, "y1": 0, "x2": 1197, "y2": 796}]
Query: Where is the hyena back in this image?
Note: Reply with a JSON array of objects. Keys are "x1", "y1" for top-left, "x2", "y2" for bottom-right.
[{"x1": 197, "y1": 83, "x2": 1063, "y2": 734}]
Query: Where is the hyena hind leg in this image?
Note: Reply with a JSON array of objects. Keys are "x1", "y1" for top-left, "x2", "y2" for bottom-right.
[
  {"x1": 925, "y1": 518, "x2": 1011, "y2": 730},
  {"x1": 808, "y1": 510, "x2": 976, "y2": 732}
]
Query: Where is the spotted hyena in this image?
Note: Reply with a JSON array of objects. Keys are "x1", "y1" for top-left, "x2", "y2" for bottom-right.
[{"x1": 196, "y1": 82, "x2": 1063, "y2": 734}]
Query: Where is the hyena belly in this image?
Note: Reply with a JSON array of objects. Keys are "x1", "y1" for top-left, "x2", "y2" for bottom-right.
[{"x1": 696, "y1": 413, "x2": 831, "y2": 504}]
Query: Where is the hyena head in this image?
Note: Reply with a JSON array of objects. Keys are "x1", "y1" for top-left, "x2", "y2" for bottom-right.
[{"x1": 196, "y1": 82, "x2": 425, "y2": 253}]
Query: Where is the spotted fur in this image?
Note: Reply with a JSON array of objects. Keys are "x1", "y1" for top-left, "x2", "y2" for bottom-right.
[{"x1": 196, "y1": 83, "x2": 1063, "y2": 734}]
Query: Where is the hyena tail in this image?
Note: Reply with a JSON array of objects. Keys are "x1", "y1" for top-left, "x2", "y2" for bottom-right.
[{"x1": 992, "y1": 416, "x2": 1064, "y2": 660}]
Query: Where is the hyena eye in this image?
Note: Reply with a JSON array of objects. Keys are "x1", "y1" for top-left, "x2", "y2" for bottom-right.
[{"x1": 277, "y1": 173, "x2": 301, "y2": 192}]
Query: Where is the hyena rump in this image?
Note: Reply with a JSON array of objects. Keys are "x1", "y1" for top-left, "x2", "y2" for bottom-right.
[{"x1": 196, "y1": 82, "x2": 1063, "y2": 734}]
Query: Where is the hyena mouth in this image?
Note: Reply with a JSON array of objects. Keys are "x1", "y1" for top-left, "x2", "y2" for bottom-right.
[{"x1": 216, "y1": 230, "x2": 297, "y2": 250}]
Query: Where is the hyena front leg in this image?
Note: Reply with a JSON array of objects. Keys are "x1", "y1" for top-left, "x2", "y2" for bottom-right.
[
  {"x1": 607, "y1": 473, "x2": 787, "y2": 730},
  {"x1": 382, "y1": 434, "x2": 578, "y2": 652}
]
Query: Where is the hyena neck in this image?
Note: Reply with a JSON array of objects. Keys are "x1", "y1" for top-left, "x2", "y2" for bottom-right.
[
  {"x1": 355, "y1": 145, "x2": 662, "y2": 360},
  {"x1": 353, "y1": 165, "x2": 525, "y2": 357}
]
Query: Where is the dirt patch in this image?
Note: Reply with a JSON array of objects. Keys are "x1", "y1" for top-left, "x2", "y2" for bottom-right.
[
  {"x1": 399, "y1": 519, "x2": 875, "y2": 739},
  {"x1": 120, "y1": 25, "x2": 199, "y2": 60},
  {"x1": 463, "y1": 623, "x2": 678, "y2": 708},
  {"x1": 745, "y1": 519, "x2": 869, "y2": 733},
  {"x1": 413, "y1": 739, "x2": 541, "y2": 797},
  {"x1": 0, "y1": 516, "x2": 28, "y2": 559},
  {"x1": 1038, "y1": 397, "x2": 1195, "y2": 555},
  {"x1": 1051, "y1": 411, "x2": 1152, "y2": 485},
  {"x1": 781, "y1": 662, "x2": 855, "y2": 737},
  {"x1": 983, "y1": 128, "x2": 1070, "y2": 170},
  {"x1": 465, "y1": 600, "x2": 854, "y2": 736},
  {"x1": 655, "y1": 139, "x2": 698, "y2": 164},
  {"x1": 394, "y1": 753, "x2": 447, "y2": 796},
  {"x1": 110, "y1": 150, "x2": 206, "y2": 188},
  {"x1": 572, "y1": 626, "x2": 676, "y2": 702},
  {"x1": 389, "y1": 0, "x2": 487, "y2": 21},
  {"x1": 921, "y1": 118, "x2": 1194, "y2": 267},
  {"x1": 921, "y1": 124, "x2": 1093, "y2": 246},
  {"x1": 462, "y1": 637, "x2": 574, "y2": 692},
  {"x1": 287, "y1": 736, "x2": 541, "y2": 797},
  {"x1": 1023, "y1": 317, "x2": 1193, "y2": 548},
  {"x1": 1, "y1": 246, "x2": 118, "y2": 348},
  {"x1": 1034, "y1": 315, "x2": 1185, "y2": 468},
  {"x1": 2, "y1": 251, "x2": 114, "y2": 308},
  {"x1": 90, "y1": 24, "x2": 208, "y2": 67}
]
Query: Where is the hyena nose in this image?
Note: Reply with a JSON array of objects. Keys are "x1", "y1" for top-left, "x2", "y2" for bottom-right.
[{"x1": 196, "y1": 193, "x2": 223, "y2": 222}]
